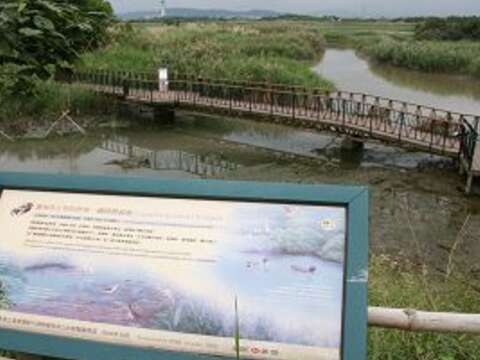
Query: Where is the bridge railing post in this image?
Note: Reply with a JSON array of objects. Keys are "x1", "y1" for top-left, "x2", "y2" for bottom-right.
[
  {"x1": 270, "y1": 88, "x2": 274, "y2": 117},
  {"x1": 349, "y1": 93, "x2": 355, "y2": 123},
  {"x1": 429, "y1": 109, "x2": 437, "y2": 152},
  {"x1": 443, "y1": 112, "x2": 452, "y2": 153},
  {"x1": 292, "y1": 88, "x2": 296, "y2": 120},
  {"x1": 150, "y1": 80, "x2": 154, "y2": 103},
  {"x1": 313, "y1": 90, "x2": 319, "y2": 121},
  {"x1": 122, "y1": 77, "x2": 129, "y2": 100},
  {"x1": 398, "y1": 112, "x2": 404, "y2": 142},
  {"x1": 397, "y1": 102, "x2": 407, "y2": 142},
  {"x1": 249, "y1": 88, "x2": 253, "y2": 113}
]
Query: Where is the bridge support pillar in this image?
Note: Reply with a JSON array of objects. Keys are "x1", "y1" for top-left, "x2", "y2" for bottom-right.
[
  {"x1": 465, "y1": 173, "x2": 473, "y2": 195},
  {"x1": 153, "y1": 105, "x2": 175, "y2": 124},
  {"x1": 341, "y1": 136, "x2": 365, "y2": 151}
]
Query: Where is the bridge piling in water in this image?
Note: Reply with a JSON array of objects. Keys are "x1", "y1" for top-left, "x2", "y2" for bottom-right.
[
  {"x1": 153, "y1": 104, "x2": 175, "y2": 124},
  {"x1": 341, "y1": 136, "x2": 365, "y2": 152}
]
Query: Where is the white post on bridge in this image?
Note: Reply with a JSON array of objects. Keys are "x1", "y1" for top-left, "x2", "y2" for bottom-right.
[{"x1": 158, "y1": 68, "x2": 169, "y2": 92}]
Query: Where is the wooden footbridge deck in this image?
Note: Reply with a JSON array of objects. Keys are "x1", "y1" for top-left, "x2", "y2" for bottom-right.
[{"x1": 70, "y1": 70, "x2": 480, "y2": 192}]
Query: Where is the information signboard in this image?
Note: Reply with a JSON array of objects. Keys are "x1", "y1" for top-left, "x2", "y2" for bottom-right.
[{"x1": 0, "y1": 172, "x2": 368, "y2": 360}]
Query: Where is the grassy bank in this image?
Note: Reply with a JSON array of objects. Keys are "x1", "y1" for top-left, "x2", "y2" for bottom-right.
[
  {"x1": 2, "y1": 21, "x2": 335, "y2": 122},
  {"x1": 358, "y1": 39, "x2": 480, "y2": 77},
  {"x1": 79, "y1": 22, "x2": 334, "y2": 89},
  {"x1": 318, "y1": 20, "x2": 480, "y2": 78},
  {"x1": 369, "y1": 255, "x2": 480, "y2": 359},
  {"x1": 0, "y1": 76, "x2": 113, "y2": 128}
]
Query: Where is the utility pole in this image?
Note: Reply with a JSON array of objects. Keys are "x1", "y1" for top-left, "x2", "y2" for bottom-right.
[{"x1": 159, "y1": 0, "x2": 167, "y2": 18}]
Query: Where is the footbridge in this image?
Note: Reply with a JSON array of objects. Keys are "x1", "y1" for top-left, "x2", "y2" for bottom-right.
[{"x1": 70, "y1": 70, "x2": 480, "y2": 192}]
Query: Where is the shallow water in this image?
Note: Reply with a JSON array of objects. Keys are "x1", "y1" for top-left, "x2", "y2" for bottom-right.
[
  {"x1": 314, "y1": 48, "x2": 480, "y2": 115},
  {"x1": 0, "y1": 112, "x2": 478, "y2": 276},
  {"x1": 1, "y1": 245, "x2": 342, "y2": 348}
]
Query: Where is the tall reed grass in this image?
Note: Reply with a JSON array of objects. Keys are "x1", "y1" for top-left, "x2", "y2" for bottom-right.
[
  {"x1": 359, "y1": 39, "x2": 480, "y2": 77},
  {"x1": 78, "y1": 22, "x2": 334, "y2": 89},
  {"x1": 0, "y1": 78, "x2": 111, "y2": 124}
]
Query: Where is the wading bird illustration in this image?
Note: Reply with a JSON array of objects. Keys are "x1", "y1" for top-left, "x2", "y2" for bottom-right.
[
  {"x1": 291, "y1": 265, "x2": 317, "y2": 274},
  {"x1": 102, "y1": 284, "x2": 120, "y2": 294}
]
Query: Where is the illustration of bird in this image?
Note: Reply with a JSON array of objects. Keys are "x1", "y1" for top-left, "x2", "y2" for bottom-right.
[
  {"x1": 291, "y1": 265, "x2": 317, "y2": 274},
  {"x1": 103, "y1": 284, "x2": 120, "y2": 294}
]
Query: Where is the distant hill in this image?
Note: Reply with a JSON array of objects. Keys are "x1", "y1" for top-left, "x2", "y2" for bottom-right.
[{"x1": 118, "y1": 8, "x2": 281, "y2": 20}]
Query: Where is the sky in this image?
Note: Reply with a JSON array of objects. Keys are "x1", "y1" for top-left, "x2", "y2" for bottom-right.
[{"x1": 110, "y1": 0, "x2": 480, "y2": 17}]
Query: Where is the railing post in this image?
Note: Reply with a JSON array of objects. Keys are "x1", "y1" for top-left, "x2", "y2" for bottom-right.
[
  {"x1": 206, "y1": 78, "x2": 210, "y2": 106},
  {"x1": 150, "y1": 81, "x2": 153, "y2": 103},
  {"x1": 398, "y1": 112, "x2": 404, "y2": 142},
  {"x1": 270, "y1": 89, "x2": 274, "y2": 117},
  {"x1": 443, "y1": 112, "x2": 452, "y2": 153},
  {"x1": 302, "y1": 87, "x2": 307, "y2": 118},
  {"x1": 429, "y1": 110, "x2": 436, "y2": 152},
  {"x1": 415, "y1": 106, "x2": 422, "y2": 139},
  {"x1": 398, "y1": 102, "x2": 407, "y2": 142},
  {"x1": 292, "y1": 88, "x2": 296, "y2": 120},
  {"x1": 122, "y1": 77, "x2": 129, "y2": 100},
  {"x1": 249, "y1": 88, "x2": 253, "y2": 113}
]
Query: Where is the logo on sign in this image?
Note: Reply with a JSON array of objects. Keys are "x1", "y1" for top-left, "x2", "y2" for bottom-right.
[{"x1": 10, "y1": 203, "x2": 34, "y2": 217}]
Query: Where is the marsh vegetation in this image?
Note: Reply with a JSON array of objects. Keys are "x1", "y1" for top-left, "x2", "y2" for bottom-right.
[
  {"x1": 323, "y1": 18, "x2": 480, "y2": 78},
  {"x1": 79, "y1": 21, "x2": 334, "y2": 89}
]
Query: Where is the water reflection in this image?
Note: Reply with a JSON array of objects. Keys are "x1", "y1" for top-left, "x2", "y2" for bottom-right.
[
  {"x1": 369, "y1": 62, "x2": 480, "y2": 101},
  {"x1": 314, "y1": 48, "x2": 480, "y2": 115},
  {"x1": 0, "y1": 114, "x2": 451, "y2": 177},
  {"x1": 101, "y1": 136, "x2": 240, "y2": 177}
]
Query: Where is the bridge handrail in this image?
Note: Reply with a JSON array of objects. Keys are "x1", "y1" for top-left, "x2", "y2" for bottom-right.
[
  {"x1": 167, "y1": 79, "x2": 474, "y2": 123},
  {"x1": 69, "y1": 70, "x2": 473, "y2": 155},
  {"x1": 73, "y1": 69, "x2": 480, "y2": 120},
  {"x1": 70, "y1": 70, "x2": 473, "y2": 129},
  {"x1": 70, "y1": 69, "x2": 479, "y2": 126}
]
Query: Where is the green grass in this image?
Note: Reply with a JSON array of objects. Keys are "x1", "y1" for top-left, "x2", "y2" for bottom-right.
[
  {"x1": 369, "y1": 255, "x2": 480, "y2": 359},
  {"x1": 78, "y1": 22, "x2": 334, "y2": 89},
  {"x1": 0, "y1": 77, "x2": 112, "y2": 125},
  {"x1": 316, "y1": 20, "x2": 480, "y2": 78},
  {"x1": 358, "y1": 39, "x2": 480, "y2": 77},
  {"x1": 318, "y1": 21, "x2": 414, "y2": 46}
]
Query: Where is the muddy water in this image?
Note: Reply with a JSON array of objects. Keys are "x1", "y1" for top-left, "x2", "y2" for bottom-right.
[
  {"x1": 0, "y1": 112, "x2": 479, "y2": 276},
  {"x1": 314, "y1": 48, "x2": 480, "y2": 115}
]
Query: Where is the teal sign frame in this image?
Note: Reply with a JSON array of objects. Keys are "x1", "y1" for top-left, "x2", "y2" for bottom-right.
[{"x1": 0, "y1": 172, "x2": 368, "y2": 360}]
